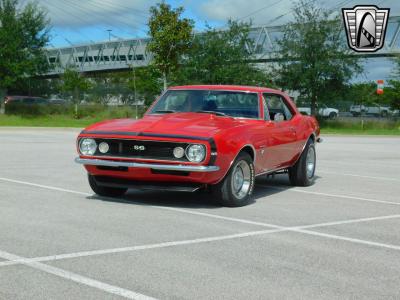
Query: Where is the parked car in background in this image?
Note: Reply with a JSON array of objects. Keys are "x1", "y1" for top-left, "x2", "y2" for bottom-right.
[
  {"x1": 4, "y1": 96, "x2": 49, "y2": 114},
  {"x1": 49, "y1": 98, "x2": 68, "y2": 105},
  {"x1": 298, "y1": 104, "x2": 339, "y2": 119},
  {"x1": 349, "y1": 104, "x2": 366, "y2": 116},
  {"x1": 350, "y1": 103, "x2": 391, "y2": 117},
  {"x1": 4, "y1": 96, "x2": 48, "y2": 105},
  {"x1": 366, "y1": 103, "x2": 391, "y2": 117},
  {"x1": 76, "y1": 85, "x2": 321, "y2": 207}
]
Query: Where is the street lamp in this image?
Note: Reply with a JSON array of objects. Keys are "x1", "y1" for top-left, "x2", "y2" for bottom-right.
[{"x1": 107, "y1": 29, "x2": 112, "y2": 41}]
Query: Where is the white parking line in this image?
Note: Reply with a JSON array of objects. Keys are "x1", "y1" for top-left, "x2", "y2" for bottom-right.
[
  {"x1": 319, "y1": 159, "x2": 400, "y2": 168},
  {"x1": 1, "y1": 176, "x2": 400, "y2": 262},
  {"x1": 1, "y1": 214, "x2": 400, "y2": 268},
  {"x1": 0, "y1": 228, "x2": 283, "y2": 267},
  {"x1": 318, "y1": 170, "x2": 400, "y2": 182},
  {"x1": 0, "y1": 250, "x2": 157, "y2": 300},
  {"x1": 0, "y1": 177, "x2": 90, "y2": 196},
  {"x1": 261, "y1": 185, "x2": 400, "y2": 206},
  {"x1": 292, "y1": 229, "x2": 400, "y2": 251},
  {"x1": 152, "y1": 206, "x2": 400, "y2": 229},
  {"x1": 1, "y1": 176, "x2": 399, "y2": 208}
]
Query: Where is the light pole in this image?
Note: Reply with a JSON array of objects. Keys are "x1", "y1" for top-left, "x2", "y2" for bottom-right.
[
  {"x1": 107, "y1": 29, "x2": 112, "y2": 41},
  {"x1": 130, "y1": 64, "x2": 138, "y2": 120}
]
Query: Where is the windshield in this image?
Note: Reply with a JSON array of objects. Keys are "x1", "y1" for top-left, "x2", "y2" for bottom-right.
[{"x1": 149, "y1": 90, "x2": 260, "y2": 119}]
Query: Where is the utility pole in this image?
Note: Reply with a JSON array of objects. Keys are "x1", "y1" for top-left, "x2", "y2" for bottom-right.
[{"x1": 130, "y1": 64, "x2": 138, "y2": 120}]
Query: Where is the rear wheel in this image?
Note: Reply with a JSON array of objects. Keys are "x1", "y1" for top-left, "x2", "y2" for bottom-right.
[
  {"x1": 289, "y1": 139, "x2": 316, "y2": 186},
  {"x1": 88, "y1": 174, "x2": 127, "y2": 197},
  {"x1": 211, "y1": 152, "x2": 255, "y2": 207}
]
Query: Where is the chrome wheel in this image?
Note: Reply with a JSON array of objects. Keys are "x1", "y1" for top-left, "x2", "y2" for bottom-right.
[
  {"x1": 306, "y1": 146, "x2": 316, "y2": 179},
  {"x1": 231, "y1": 160, "x2": 251, "y2": 199}
]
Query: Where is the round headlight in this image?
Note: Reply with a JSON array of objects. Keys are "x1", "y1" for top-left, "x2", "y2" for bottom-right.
[
  {"x1": 79, "y1": 138, "x2": 97, "y2": 156},
  {"x1": 186, "y1": 144, "x2": 206, "y2": 163},
  {"x1": 173, "y1": 147, "x2": 185, "y2": 159},
  {"x1": 98, "y1": 142, "x2": 110, "y2": 154}
]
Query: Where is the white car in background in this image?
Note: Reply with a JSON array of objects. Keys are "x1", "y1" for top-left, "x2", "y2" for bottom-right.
[
  {"x1": 350, "y1": 103, "x2": 391, "y2": 117},
  {"x1": 349, "y1": 104, "x2": 366, "y2": 116},
  {"x1": 298, "y1": 104, "x2": 339, "y2": 119}
]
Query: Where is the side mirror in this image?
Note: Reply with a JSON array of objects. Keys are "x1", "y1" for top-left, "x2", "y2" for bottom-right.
[{"x1": 274, "y1": 113, "x2": 285, "y2": 122}]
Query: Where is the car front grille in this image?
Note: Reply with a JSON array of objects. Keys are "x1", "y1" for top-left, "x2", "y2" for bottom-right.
[{"x1": 92, "y1": 138, "x2": 190, "y2": 162}]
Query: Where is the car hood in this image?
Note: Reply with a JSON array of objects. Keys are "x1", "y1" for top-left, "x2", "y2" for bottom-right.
[{"x1": 83, "y1": 112, "x2": 248, "y2": 139}]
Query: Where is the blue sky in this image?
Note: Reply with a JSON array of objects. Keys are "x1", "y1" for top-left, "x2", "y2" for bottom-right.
[
  {"x1": 36, "y1": 0, "x2": 398, "y2": 47},
  {"x1": 27, "y1": 0, "x2": 400, "y2": 81}
]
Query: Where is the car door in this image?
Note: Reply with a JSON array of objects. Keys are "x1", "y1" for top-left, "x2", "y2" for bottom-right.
[{"x1": 261, "y1": 93, "x2": 298, "y2": 171}]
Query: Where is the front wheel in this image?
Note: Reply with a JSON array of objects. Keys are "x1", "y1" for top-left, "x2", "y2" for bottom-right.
[
  {"x1": 289, "y1": 139, "x2": 316, "y2": 186},
  {"x1": 329, "y1": 112, "x2": 337, "y2": 119},
  {"x1": 88, "y1": 174, "x2": 128, "y2": 197},
  {"x1": 211, "y1": 152, "x2": 255, "y2": 207}
]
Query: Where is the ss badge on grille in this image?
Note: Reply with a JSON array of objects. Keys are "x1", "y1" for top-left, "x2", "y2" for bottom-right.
[
  {"x1": 133, "y1": 145, "x2": 146, "y2": 151},
  {"x1": 342, "y1": 5, "x2": 390, "y2": 52}
]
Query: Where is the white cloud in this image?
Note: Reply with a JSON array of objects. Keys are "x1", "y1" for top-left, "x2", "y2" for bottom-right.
[
  {"x1": 197, "y1": 0, "x2": 292, "y2": 25},
  {"x1": 35, "y1": 0, "x2": 156, "y2": 30},
  {"x1": 197, "y1": 0, "x2": 400, "y2": 26},
  {"x1": 28, "y1": 0, "x2": 400, "y2": 31}
]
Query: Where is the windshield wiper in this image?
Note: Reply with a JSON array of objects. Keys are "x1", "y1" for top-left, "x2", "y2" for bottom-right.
[
  {"x1": 154, "y1": 110, "x2": 176, "y2": 114},
  {"x1": 196, "y1": 110, "x2": 228, "y2": 117}
]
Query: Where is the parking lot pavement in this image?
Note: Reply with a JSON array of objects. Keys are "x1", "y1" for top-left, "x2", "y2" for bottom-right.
[
  {"x1": 0, "y1": 128, "x2": 400, "y2": 299},
  {"x1": 0, "y1": 265, "x2": 113, "y2": 300}
]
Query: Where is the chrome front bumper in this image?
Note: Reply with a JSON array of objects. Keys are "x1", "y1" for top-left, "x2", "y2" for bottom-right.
[{"x1": 75, "y1": 158, "x2": 220, "y2": 172}]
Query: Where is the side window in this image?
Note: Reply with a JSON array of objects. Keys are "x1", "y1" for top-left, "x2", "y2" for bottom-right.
[{"x1": 263, "y1": 94, "x2": 293, "y2": 121}]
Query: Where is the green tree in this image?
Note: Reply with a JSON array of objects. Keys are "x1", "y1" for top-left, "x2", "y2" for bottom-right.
[
  {"x1": 61, "y1": 68, "x2": 91, "y2": 117},
  {"x1": 348, "y1": 82, "x2": 386, "y2": 106},
  {"x1": 147, "y1": 2, "x2": 194, "y2": 90},
  {"x1": 385, "y1": 80, "x2": 400, "y2": 110},
  {"x1": 174, "y1": 20, "x2": 269, "y2": 86},
  {"x1": 389, "y1": 56, "x2": 400, "y2": 110},
  {"x1": 128, "y1": 66, "x2": 162, "y2": 107},
  {"x1": 0, "y1": 0, "x2": 50, "y2": 94},
  {"x1": 274, "y1": 0, "x2": 363, "y2": 115},
  {"x1": 88, "y1": 75, "x2": 117, "y2": 106}
]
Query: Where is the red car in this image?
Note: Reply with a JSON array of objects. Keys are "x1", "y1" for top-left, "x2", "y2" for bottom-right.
[{"x1": 76, "y1": 85, "x2": 321, "y2": 207}]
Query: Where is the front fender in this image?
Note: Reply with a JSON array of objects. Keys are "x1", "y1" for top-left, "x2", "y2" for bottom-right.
[{"x1": 212, "y1": 132, "x2": 258, "y2": 184}]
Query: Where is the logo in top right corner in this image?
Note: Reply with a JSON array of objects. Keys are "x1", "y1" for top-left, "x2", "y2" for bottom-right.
[{"x1": 342, "y1": 5, "x2": 390, "y2": 52}]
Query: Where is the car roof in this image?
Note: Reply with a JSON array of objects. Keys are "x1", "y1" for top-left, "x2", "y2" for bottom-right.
[{"x1": 169, "y1": 85, "x2": 282, "y2": 93}]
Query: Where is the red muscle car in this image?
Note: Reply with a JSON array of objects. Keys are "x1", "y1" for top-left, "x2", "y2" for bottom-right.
[{"x1": 76, "y1": 85, "x2": 321, "y2": 207}]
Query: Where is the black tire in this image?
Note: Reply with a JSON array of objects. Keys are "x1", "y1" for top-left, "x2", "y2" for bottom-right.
[
  {"x1": 289, "y1": 139, "x2": 316, "y2": 187},
  {"x1": 211, "y1": 152, "x2": 255, "y2": 207},
  {"x1": 88, "y1": 174, "x2": 127, "y2": 197},
  {"x1": 329, "y1": 112, "x2": 337, "y2": 119}
]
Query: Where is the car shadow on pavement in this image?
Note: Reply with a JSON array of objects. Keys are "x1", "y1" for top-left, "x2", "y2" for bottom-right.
[{"x1": 88, "y1": 173, "x2": 321, "y2": 209}]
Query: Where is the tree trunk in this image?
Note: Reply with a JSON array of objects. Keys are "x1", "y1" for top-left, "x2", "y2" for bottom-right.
[
  {"x1": 0, "y1": 88, "x2": 7, "y2": 114},
  {"x1": 163, "y1": 71, "x2": 167, "y2": 91},
  {"x1": 74, "y1": 87, "x2": 79, "y2": 118}
]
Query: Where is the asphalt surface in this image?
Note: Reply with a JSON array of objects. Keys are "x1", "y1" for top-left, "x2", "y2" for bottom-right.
[{"x1": 0, "y1": 128, "x2": 399, "y2": 300}]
